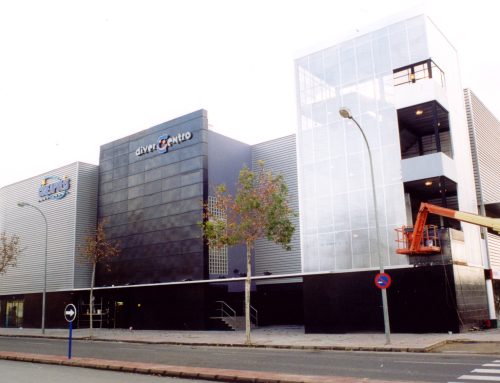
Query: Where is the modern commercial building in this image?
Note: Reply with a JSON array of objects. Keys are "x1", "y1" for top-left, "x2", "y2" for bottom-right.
[
  {"x1": 0, "y1": 162, "x2": 98, "y2": 328},
  {"x1": 94, "y1": 110, "x2": 302, "y2": 329},
  {"x1": 1, "y1": 12, "x2": 498, "y2": 334},
  {"x1": 0, "y1": 110, "x2": 301, "y2": 330},
  {"x1": 295, "y1": 12, "x2": 491, "y2": 332}
]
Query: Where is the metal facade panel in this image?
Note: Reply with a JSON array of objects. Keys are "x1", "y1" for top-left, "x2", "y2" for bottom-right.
[
  {"x1": 487, "y1": 233, "x2": 500, "y2": 269},
  {"x1": 0, "y1": 162, "x2": 96, "y2": 295},
  {"x1": 464, "y1": 89, "x2": 500, "y2": 205},
  {"x1": 73, "y1": 162, "x2": 99, "y2": 288},
  {"x1": 251, "y1": 135, "x2": 301, "y2": 277},
  {"x1": 207, "y1": 130, "x2": 251, "y2": 279}
]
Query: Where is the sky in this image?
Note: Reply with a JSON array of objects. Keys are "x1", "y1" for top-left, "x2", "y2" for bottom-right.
[{"x1": 1, "y1": 0, "x2": 499, "y2": 188}]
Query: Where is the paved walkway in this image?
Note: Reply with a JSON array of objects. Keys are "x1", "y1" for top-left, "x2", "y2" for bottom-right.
[
  {"x1": 1, "y1": 325, "x2": 499, "y2": 352},
  {"x1": 1, "y1": 326, "x2": 499, "y2": 382}
]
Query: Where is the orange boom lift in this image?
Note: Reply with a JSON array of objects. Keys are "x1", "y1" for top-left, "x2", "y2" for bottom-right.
[{"x1": 396, "y1": 203, "x2": 500, "y2": 255}]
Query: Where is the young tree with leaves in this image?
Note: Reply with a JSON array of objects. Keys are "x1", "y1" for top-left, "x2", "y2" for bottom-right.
[
  {"x1": 80, "y1": 219, "x2": 120, "y2": 337},
  {"x1": 0, "y1": 232, "x2": 22, "y2": 275},
  {"x1": 201, "y1": 161, "x2": 295, "y2": 345}
]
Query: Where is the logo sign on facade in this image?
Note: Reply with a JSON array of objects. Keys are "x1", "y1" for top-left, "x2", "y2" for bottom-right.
[
  {"x1": 135, "y1": 131, "x2": 193, "y2": 156},
  {"x1": 39, "y1": 176, "x2": 71, "y2": 201}
]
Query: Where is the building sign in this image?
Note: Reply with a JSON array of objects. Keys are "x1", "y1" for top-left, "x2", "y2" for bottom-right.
[
  {"x1": 135, "y1": 132, "x2": 193, "y2": 156},
  {"x1": 39, "y1": 176, "x2": 71, "y2": 201}
]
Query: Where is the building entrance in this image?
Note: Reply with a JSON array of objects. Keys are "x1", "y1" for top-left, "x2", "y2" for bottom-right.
[{"x1": 5, "y1": 299, "x2": 23, "y2": 328}]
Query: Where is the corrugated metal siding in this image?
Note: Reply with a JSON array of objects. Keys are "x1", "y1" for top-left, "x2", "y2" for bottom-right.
[
  {"x1": 464, "y1": 89, "x2": 482, "y2": 203},
  {"x1": 464, "y1": 89, "x2": 500, "y2": 205},
  {"x1": 73, "y1": 163, "x2": 99, "y2": 288},
  {"x1": 0, "y1": 162, "x2": 98, "y2": 295},
  {"x1": 251, "y1": 135, "x2": 301, "y2": 278},
  {"x1": 487, "y1": 233, "x2": 500, "y2": 270}
]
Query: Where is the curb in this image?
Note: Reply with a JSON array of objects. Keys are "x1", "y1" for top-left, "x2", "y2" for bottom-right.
[
  {"x1": 0, "y1": 351, "x2": 428, "y2": 383},
  {"x1": 0, "y1": 333, "x2": 438, "y2": 353},
  {"x1": 445, "y1": 338, "x2": 500, "y2": 344}
]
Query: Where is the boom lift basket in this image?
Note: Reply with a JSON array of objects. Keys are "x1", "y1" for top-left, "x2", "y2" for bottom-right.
[
  {"x1": 395, "y1": 202, "x2": 500, "y2": 256},
  {"x1": 395, "y1": 224, "x2": 441, "y2": 255}
]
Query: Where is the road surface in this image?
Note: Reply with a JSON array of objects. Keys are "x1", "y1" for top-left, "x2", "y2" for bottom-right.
[
  {"x1": 0, "y1": 336, "x2": 498, "y2": 382},
  {"x1": 0, "y1": 359, "x2": 206, "y2": 383}
]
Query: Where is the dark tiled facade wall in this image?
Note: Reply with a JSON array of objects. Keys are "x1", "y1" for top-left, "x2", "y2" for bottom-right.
[{"x1": 97, "y1": 111, "x2": 208, "y2": 286}]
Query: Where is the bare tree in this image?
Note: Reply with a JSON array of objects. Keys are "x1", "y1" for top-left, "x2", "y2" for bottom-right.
[
  {"x1": 0, "y1": 232, "x2": 22, "y2": 275},
  {"x1": 201, "y1": 161, "x2": 295, "y2": 344},
  {"x1": 80, "y1": 219, "x2": 120, "y2": 337}
]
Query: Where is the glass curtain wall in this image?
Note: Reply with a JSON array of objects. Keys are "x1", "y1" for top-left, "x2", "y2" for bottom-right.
[{"x1": 295, "y1": 16, "x2": 429, "y2": 272}]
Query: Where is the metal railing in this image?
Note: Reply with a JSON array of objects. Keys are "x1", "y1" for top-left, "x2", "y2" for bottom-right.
[
  {"x1": 249, "y1": 304, "x2": 258, "y2": 327},
  {"x1": 214, "y1": 300, "x2": 258, "y2": 328},
  {"x1": 215, "y1": 301, "x2": 236, "y2": 321},
  {"x1": 393, "y1": 59, "x2": 445, "y2": 88}
]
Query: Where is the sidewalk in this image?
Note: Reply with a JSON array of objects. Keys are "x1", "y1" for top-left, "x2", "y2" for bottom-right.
[
  {"x1": 1, "y1": 326, "x2": 499, "y2": 383},
  {"x1": 1, "y1": 325, "x2": 500, "y2": 352}
]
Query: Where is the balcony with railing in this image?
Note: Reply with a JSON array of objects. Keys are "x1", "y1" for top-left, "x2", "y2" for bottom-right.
[
  {"x1": 394, "y1": 59, "x2": 445, "y2": 87},
  {"x1": 394, "y1": 59, "x2": 448, "y2": 111},
  {"x1": 398, "y1": 99, "x2": 458, "y2": 221}
]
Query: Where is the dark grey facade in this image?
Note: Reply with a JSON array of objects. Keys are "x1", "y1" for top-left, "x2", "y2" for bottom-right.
[
  {"x1": 207, "y1": 130, "x2": 251, "y2": 280},
  {"x1": 97, "y1": 110, "x2": 209, "y2": 286},
  {"x1": 92, "y1": 111, "x2": 304, "y2": 329}
]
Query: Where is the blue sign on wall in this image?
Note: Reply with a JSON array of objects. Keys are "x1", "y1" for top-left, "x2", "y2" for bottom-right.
[{"x1": 39, "y1": 176, "x2": 71, "y2": 201}]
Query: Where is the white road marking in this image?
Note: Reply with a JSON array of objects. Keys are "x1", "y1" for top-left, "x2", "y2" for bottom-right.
[
  {"x1": 394, "y1": 360, "x2": 478, "y2": 366},
  {"x1": 472, "y1": 369, "x2": 500, "y2": 374},
  {"x1": 458, "y1": 375, "x2": 500, "y2": 381}
]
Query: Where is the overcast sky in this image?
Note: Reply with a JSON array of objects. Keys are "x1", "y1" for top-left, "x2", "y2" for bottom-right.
[{"x1": 1, "y1": 0, "x2": 498, "y2": 188}]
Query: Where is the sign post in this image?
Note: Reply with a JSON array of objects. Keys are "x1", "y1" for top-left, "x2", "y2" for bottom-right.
[{"x1": 64, "y1": 304, "x2": 77, "y2": 359}]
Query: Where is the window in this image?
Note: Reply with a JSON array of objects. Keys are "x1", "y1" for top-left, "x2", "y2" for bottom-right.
[
  {"x1": 5, "y1": 299, "x2": 23, "y2": 328},
  {"x1": 209, "y1": 246, "x2": 228, "y2": 276},
  {"x1": 207, "y1": 196, "x2": 228, "y2": 275}
]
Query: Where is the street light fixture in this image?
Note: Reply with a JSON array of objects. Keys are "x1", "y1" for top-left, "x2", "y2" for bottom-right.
[
  {"x1": 17, "y1": 202, "x2": 48, "y2": 335},
  {"x1": 339, "y1": 107, "x2": 391, "y2": 344}
]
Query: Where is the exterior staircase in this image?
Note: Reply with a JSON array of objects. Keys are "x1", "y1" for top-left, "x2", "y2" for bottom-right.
[
  {"x1": 220, "y1": 316, "x2": 255, "y2": 331},
  {"x1": 210, "y1": 301, "x2": 258, "y2": 331}
]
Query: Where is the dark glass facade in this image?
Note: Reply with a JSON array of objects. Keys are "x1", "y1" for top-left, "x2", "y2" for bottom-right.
[{"x1": 97, "y1": 110, "x2": 209, "y2": 286}]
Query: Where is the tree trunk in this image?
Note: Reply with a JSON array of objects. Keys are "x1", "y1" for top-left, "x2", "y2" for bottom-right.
[
  {"x1": 89, "y1": 262, "x2": 96, "y2": 339},
  {"x1": 245, "y1": 241, "x2": 252, "y2": 345}
]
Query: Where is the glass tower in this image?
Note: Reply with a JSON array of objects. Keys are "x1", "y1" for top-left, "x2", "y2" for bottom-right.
[{"x1": 294, "y1": 15, "x2": 437, "y2": 272}]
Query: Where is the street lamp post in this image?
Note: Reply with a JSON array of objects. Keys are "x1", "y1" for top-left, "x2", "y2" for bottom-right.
[
  {"x1": 339, "y1": 107, "x2": 391, "y2": 345},
  {"x1": 17, "y1": 202, "x2": 48, "y2": 335}
]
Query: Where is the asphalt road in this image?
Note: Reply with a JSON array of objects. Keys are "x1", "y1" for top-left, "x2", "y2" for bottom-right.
[
  {"x1": 0, "y1": 336, "x2": 496, "y2": 382},
  {"x1": 0, "y1": 359, "x2": 205, "y2": 383}
]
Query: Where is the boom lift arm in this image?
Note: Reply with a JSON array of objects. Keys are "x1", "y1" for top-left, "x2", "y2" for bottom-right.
[{"x1": 396, "y1": 202, "x2": 500, "y2": 255}]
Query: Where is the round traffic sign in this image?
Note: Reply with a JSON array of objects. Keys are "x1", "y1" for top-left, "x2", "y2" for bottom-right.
[
  {"x1": 374, "y1": 272, "x2": 392, "y2": 289},
  {"x1": 64, "y1": 304, "x2": 77, "y2": 323}
]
